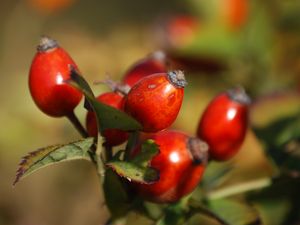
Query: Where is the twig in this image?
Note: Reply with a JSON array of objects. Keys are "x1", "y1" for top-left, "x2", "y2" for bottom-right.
[
  {"x1": 93, "y1": 135, "x2": 105, "y2": 184},
  {"x1": 124, "y1": 131, "x2": 139, "y2": 160},
  {"x1": 104, "y1": 143, "x2": 113, "y2": 161},
  {"x1": 66, "y1": 111, "x2": 88, "y2": 138}
]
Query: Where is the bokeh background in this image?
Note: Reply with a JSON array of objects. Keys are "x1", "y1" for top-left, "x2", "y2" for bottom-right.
[{"x1": 0, "y1": 0, "x2": 300, "y2": 224}]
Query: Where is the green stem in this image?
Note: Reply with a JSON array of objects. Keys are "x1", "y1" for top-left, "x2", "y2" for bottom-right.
[
  {"x1": 124, "y1": 131, "x2": 139, "y2": 160},
  {"x1": 206, "y1": 177, "x2": 272, "y2": 200},
  {"x1": 66, "y1": 111, "x2": 88, "y2": 138},
  {"x1": 95, "y1": 136, "x2": 105, "y2": 182},
  {"x1": 104, "y1": 144, "x2": 113, "y2": 161}
]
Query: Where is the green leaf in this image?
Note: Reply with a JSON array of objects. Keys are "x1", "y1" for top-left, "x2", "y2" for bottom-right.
[
  {"x1": 247, "y1": 177, "x2": 295, "y2": 225},
  {"x1": 254, "y1": 114, "x2": 300, "y2": 148},
  {"x1": 208, "y1": 199, "x2": 261, "y2": 225},
  {"x1": 254, "y1": 113, "x2": 300, "y2": 175},
  {"x1": 103, "y1": 169, "x2": 131, "y2": 218},
  {"x1": 175, "y1": 27, "x2": 242, "y2": 59},
  {"x1": 143, "y1": 201, "x2": 164, "y2": 221},
  {"x1": 106, "y1": 161, "x2": 159, "y2": 184},
  {"x1": 253, "y1": 198, "x2": 291, "y2": 225},
  {"x1": 131, "y1": 139, "x2": 159, "y2": 167},
  {"x1": 88, "y1": 97, "x2": 142, "y2": 132},
  {"x1": 156, "y1": 211, "x2": 184, "y2": 225},
  {"x1": 156, "y1": 200, "x2": 188, "y2": 225},
  {"x1": 188, "y1": 200, "x2": 230, "y2": 225},
  {"x1": 107, "y1": 139, "x2": 159, "y2": 184},
  {"x1": 13, "y1": 138, "x2": 94, "y2": 186},
  {"x1": 276, "y1": 118, "x2": 300, "y2": 146},
  {"x1": 201, "y1": 162, "x2": 233, "y2": 190},
  {"x1": 279, "y1": 140, "x2": 300, "y2": 174},
  {"x1": 67, "y1": 65, "x2": 95, "y2": 97},
  {"x1": 68, "y1": 68, "x2": 142, "y2": 132}
]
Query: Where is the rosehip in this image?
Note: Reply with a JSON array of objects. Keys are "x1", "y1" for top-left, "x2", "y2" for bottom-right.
[
  {"x1": 197, "y1": 87, "x2": 250, "y2": 161},
  {"x1": 27, "y1": 0, "x2": 75, "y2": 14},
  {"x1": 122, "y1": 51, "x2": 168, "y2": 87},
  {"x1": 29, "y1": 36, "x2": 82, "y2": 117},
  {"x1": 133, "y1": 130, "x2": 208, "y2": 203},
  {"x1": 124, "y1": 71, "x2": 187, "y2": 133},
  {"x1": 165, "y1": 15, "x2": 200, "y2": 48},
  {"x1": 86, "y1": 92, "x2": 129, "y2": 146},
  {"x1": 221, "y1": 0, "x2": 248, "y2": 30}
]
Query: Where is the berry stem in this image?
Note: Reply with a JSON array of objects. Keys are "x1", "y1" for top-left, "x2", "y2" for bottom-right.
[
  {"x1": 124, "y1": 131, "x2": 140, "y2": 160},
  {"x1": 66, "y1": 111, "x2": 89, "y2": 138},
  {"x1": 103, "y1": 144, "x2": 113, "y2": 161}
]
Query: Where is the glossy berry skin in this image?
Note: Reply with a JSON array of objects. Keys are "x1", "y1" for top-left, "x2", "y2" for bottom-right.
[
  {"x1": 133, "y1": 130, "x2": 208, "y2": 203},
  {"x1": 122, "y1": 51, "x2": 168, "y2": 87},
  {"x1": 29, "y1": 36, "x2": 82, "y2": 117},
  {"x1": 197, "y1": 88, "x2": 250, "y2": 161},
  {"x1": 86, "y1": 92, "x2": 129, "y2": 146},
  {"x1": 124, "y1": 71, "x2": 187, "y2": 133}
]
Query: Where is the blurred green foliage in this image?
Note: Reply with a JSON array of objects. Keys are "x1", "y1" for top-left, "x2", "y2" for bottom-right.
[{"x1": 1, "y1": 0, "x2": 300, "y2": 224}]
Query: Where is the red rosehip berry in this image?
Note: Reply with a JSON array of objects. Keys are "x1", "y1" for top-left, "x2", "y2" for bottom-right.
[
  {"x1": 29, "y1": 36, "x2": 82, "y2": 117},
  {"x1": 165, "y1": 15, "x2": 200, "y2": 48},
  {"x1": 86, "y1": 92, "x2": 129, "y2": 146},
  {"x1": 197, "y1": 87, "x2": 250, "y2": 161},
  {"x1": 124, "y1": 71, "x2": 187, "y2": 133},
  {"x1": 132, "y1": 130, "x2": 208, "y2": 203},
  {"x1": 221, "y1": 0, "x2": 248, "y2": 30},
  {"x1": 27, "y1": 0, "x2": 75, "y2": 14},
  {"x1": 122, "y1": 51, "x2": 168, "y2": 87}
]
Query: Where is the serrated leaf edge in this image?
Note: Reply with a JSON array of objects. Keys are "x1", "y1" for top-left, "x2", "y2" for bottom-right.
[
  {"x1": 106, "y1": 161, "x2": 160, "y2": 184},
  {"x1": 13, "y1": 138, "x2": 94, "y2": 186}
]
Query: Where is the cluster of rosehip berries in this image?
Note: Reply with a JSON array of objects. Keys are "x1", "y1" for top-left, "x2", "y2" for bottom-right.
[{"x1": 29, "y1": 36, "x2": 250, "y2": 203}]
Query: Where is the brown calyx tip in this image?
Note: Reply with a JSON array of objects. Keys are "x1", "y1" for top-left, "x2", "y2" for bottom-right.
[
  {"x1": 187, "y1": 137, "x2": 209, "y2": 165},
  {"x1": 94, "y1": 79, "x2": 130, "y2": 95},
  {"x1": 227, "y1": 86, "x2": 251, "y2": 105},
  {"x1": 167, "y1": 70, "x2": 187, "y2": 88},
  {"x1": 37, "y1": 36, "x2": 58, "y2": 52}
]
